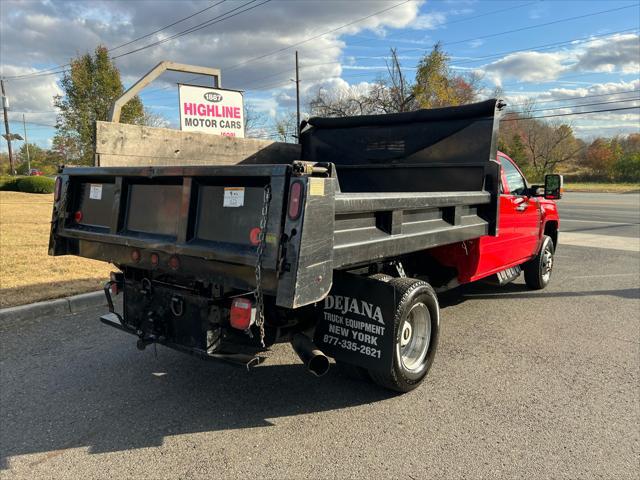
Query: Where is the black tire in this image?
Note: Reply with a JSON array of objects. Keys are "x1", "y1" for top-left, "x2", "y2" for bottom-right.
[
  {"x1": 368, "y1": 277, "x2": 439, "y2": 393},
  {"x1": 524, "y1": 235, "x2": 555, "y2": 290}
]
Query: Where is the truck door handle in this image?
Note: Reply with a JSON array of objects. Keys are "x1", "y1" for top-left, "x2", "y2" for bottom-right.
[{"x1": 512, "y1": 197, "x2": 528, "y2": 211}]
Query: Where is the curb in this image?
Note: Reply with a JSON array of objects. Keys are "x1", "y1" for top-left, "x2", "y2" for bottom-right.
[{"x1": 0, "y1": 291, "x2": 106, "y2": 324}]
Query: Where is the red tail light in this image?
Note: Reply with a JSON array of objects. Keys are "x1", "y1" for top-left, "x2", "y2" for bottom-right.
[
  {"x1": 168, "y1": 255, "x2": 180, "y2": 270},
  {"x1": 288, "y1": 181, "x2": 304, "y2": 220},
  {"x1": 54, "y1": 177, "x2": 62, "y2": 201},
  {"x1": 249, "y1": 227, "x2": 261, "y2": 245},
  {"x1": 150, "y1": 253, "x2": 159, "y2": 267},
  {"x1": 131, "y1": 249, "x2": 141, "y2": 263},
  {"x1": 74, "y1": 210, "x2": 83, "y2": 223},
  {"x1": 230, "y1": 298, "x2": 256, "y2": 330}
]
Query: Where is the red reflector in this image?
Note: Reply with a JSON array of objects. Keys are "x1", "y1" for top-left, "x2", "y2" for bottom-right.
[
  {"x1": 150, "y1": 253, "x2": 159, "y2": 267},
  {"x1": 288, "y1": 181, "x2": 303, "y2": 220},
  {"x1": 131, "y1": 249, "x2": 141, "y2": 262},
  {"x1": 74, "y1": 210, "x2": 83, "y2": 223},
  {"x1": 230, "y1": 298, "x2": 255, "y2": 330},
  {"x1": 168, "y1": 255, "x2": 180, "y2": 270},
  {"x1": 54, "y1": 177, "x2": 62, "y2": 201},
  {"x1": 249, "y1": 227, "x2": 261, "y2": 245}
]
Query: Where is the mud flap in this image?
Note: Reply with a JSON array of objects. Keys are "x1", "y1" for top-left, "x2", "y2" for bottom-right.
[{"x1": 314, "y1": 271, "x2": 397, "y2": 373}]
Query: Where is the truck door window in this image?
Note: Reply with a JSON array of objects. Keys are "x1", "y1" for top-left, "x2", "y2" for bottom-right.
[{"x1": 501, "y1": 157, "x2": 526, "y2": 196}]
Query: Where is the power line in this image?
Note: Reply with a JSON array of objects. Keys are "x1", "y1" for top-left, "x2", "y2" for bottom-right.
[
  {"x1": 139, "y1": 1, "x2": 415, "y2": 96},
  {"x1": 236, "y1": 28, "x2": 638, "y2": 93},
  {"x1": 6, "y1": 119, "x2": 56, "y2": 128},
  {"x1": 348, "y1": 1, "x2": 539, "y2": 45},
  {"x1": 501, "y1": 105, "x2": 639, "y2": 121},
  {"x1": 449, "y1": 27, "x2": 639, "y2": 67},
  {"x1": 112, "y1": 0, "x2": 271, "y2": 60},
  {"x1": 224, "y1": 2, "x2": 640, "y2": 78},
  {"x1": 3, "y1": 0, "x2": 261, "y2": 80},
  {"x1": 110, "y1": 1, "x2": 227, "y2": 52},
  {"x1": 222, "y1": 0, "x2": 412, "y2": 73},
  {"x1": 507, "y1": 89, "x2": 640, "y2": 107},
  {"x1": 412, "y1": 3, "x2": 640, "y2": 50},
  {"x1": 4, "y1": 1, "x2": 229, "y2": 80},
  {"x1": 508, "y1": 98, "x2": 640, "y2": 114}
]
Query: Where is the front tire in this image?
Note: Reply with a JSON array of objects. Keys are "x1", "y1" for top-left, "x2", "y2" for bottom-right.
[
  {"x1": 524, "y1": 235, "x2": 555, "y2": 290},
  {"x1": 368, "y1": 277, "x2": 439, "y2": 393}
]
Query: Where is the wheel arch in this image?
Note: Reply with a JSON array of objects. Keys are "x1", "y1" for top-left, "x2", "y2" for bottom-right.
[{"x1": 544, "y1": 220, "x2": 559, "y2": 249}]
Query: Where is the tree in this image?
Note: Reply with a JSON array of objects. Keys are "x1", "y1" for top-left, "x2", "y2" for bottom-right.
[
  {"x1": 274, "y1": 112, "x2": 299, "y2": 143},
  {"x1": 139, "y1": 108, "x2": 169, "y2": 129},
  {"x1": 0, "y1": 152, "x2": 9, "y2": 175},
  {"x1": 521, "y1": 121, "x2": 582, "y2": 180},
  {"x1": 309, "y1": 44, "x2": 481, "y2": 118},
  {"x1": 585, "y1": 138, "x2": 616, "y2": 179},
  {"x1": 368, "y1": 48, "x2": 417, "y2": 113},
  {"x1": 309, "y1": 83, "x2": 377, "y2": 117},
  {"x1": 613, "y1": 152, "x2": 640, "y2": 182},
  {"x1": 244, "y1": 103, "x2": 270, "y2": 138},
  {"x1": 53, "y1": 45, "x2": 144, "y2": 165},
  {"x1": 413, "y1": 42, "x2": 481, "y2": 109},
  {"x1": 15, "y1": 143, "x2": 64, "y2": 175}
]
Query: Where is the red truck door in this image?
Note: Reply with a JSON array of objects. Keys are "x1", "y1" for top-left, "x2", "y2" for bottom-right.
[{"x1": 498, "y1": 155, "x2": 540, "y2": 264}]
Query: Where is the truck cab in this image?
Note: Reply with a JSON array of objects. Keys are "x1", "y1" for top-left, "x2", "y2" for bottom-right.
[{"x1": 429, "y1": 152, "x2": 560, "y2": 289}]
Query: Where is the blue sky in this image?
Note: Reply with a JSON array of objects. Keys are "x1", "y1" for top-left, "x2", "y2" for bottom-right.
[{"x1": 1, "y1": 0, "x2": 638, "y2": 152}]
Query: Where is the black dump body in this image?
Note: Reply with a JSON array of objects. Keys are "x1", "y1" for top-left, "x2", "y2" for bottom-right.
[
  {"x1": 302, "y1": 99, "x2": 501, "y2": 194},
  {"x1": 50, "y1": 99, "x2": 503, "y2": 311}
]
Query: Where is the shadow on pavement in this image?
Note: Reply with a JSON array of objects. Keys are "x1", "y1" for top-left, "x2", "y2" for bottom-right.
[{"x1": 0, "y1": 342, "x2": 393, "y2": 468}]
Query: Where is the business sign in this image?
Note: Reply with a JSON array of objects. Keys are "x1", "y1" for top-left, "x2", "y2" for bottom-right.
[{"x1": 178, "y1": 84, "x2": 245, "y2": 138}]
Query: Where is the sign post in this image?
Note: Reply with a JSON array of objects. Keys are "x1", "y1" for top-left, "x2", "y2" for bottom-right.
[{"x1": 178, "y1": 84, "x2": 245, "y2": 138}]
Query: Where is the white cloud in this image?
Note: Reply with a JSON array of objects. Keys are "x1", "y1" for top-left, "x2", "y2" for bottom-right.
[
  {"x1": 1, "y1": 65, "x2": 62, "y2": 126},
  {"x1": 0, "y1": 0, "x2": 422, "y2": 101},
  {"x1": 571, "y1": 34, "x2": 640, "y2": 74},
  {"x1": 484, "y1": 52, "x2": 569, "y2": 86},
  {"x1": 412, "y1": 12, "x2": 447, "y2": 30},
  {"x1": 492, "y1": 80, "x2": 640, "y2": 139},
  {"x1": 480, "y1": 33, "x2": 640, "y2": 86}
]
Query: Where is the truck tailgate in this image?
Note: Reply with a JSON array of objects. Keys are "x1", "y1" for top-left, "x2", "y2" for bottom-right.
[{"x1": 50, "y1": 164, "x2": 290, "y2": 287}]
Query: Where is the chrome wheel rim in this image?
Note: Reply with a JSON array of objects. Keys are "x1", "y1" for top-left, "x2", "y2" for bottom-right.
[
  {"x1": 399, "y1": 302, "x2": 431, "y2": 372},
  {"x1": 541, "y1": 246, "x2": 553, "y2": 282}
]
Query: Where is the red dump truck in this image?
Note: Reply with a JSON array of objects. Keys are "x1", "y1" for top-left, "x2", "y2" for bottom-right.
[{"x1": 49, "y1": 99, "x2": 561, "y2": 392}]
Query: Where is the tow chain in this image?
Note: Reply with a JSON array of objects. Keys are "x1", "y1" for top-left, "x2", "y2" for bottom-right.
[{"x1": 254, "y1": 183, "x2": 272, "y2": 347}]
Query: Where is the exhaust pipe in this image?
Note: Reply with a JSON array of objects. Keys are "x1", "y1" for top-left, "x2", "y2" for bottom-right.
[{"x1": 291, "y1": 334, "x2": 330, "y2": 377}]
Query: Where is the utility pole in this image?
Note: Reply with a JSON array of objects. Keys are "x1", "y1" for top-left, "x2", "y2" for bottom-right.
[
  {"x1": 295, "y1": 51, "x2": 300, "y2": 142},
  {"x1": 23, "y1": 114, "x2": 30, "y2": 173},
  {"x1": 1, "y1": 79, "x2": 14, "y2": 175}
]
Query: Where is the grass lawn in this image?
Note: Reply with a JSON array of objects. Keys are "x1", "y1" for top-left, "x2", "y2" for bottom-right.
[
  {"x1": 564, "y1": 182, "x2": 640, "y2": 193},
  {"x1": 0, "y1": 191, "x2": 112, "y2": 308}
]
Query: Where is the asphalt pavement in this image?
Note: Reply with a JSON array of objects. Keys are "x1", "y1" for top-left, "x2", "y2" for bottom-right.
[
  {"x1": 559, "y1": 192, "x2": 640, "y2": 238},
  {"x1": 1, "y1": 194, "x2": 638, "y2": 479}
]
